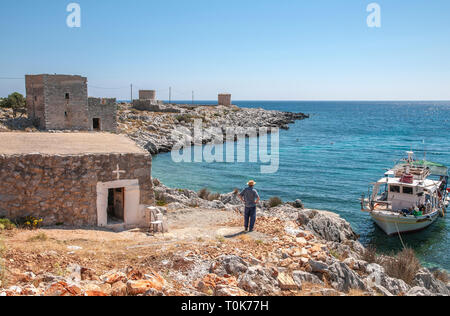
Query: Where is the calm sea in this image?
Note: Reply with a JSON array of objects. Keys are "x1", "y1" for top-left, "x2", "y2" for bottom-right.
[{"x1": 152, "y1": 101, "x2": 450, "y2": 271}]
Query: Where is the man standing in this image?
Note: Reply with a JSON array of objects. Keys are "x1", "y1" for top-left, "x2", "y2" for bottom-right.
[{"x1": 239, "y1": 180, "x2": 260, "y2": 232}]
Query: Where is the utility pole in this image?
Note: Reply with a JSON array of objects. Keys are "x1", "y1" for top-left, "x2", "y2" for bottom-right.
[
  {"x1": 130, "y1": 84, "x2": 133, "y2": 103},
  {"x1": 192, "y1": 91, "x2": 194, "y2": 105},
  {"x1": 169, "y1": 87, "x2": 172, "y2": 104}
]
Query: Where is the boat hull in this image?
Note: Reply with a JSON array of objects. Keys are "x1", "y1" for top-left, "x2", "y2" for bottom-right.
[{"x1": 370, "y1": 211, "x2": 440, "y2": 236}]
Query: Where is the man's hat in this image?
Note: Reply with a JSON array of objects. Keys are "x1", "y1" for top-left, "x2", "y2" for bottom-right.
[{"x1": 247, "y1": 180, "x2": 256, "y2": 186}]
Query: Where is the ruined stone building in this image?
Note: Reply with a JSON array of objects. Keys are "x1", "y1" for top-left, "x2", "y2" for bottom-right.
[
  {"x1": 132, "y1": 89, "x2": 164, "y2": 111},
  {"x1": 25, "y1": 74, "x2": 117, "y2": 132},
  {"x1": 133, "y1": 89, "x2": 180, "y2": 113},
  {"x1": 139, "y1": 90, "x2": 157, "y2": 101},
  {"x1": 218, "y1": 94, "x2": 232, "y2": 106},
  {"x1": 0, "y1": 133, "x2": 154, "y2": 228}
]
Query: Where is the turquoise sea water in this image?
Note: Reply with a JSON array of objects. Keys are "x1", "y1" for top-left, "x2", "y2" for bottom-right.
[{"x1": 152, "y1": 101, "x2": 450, "y2": 270}]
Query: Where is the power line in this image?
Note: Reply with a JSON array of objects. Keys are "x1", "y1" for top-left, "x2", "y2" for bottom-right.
[
  {"x1": 0, "y1": 77, "x2": 24, "y2": 80},
  {"x1": 88, "y1": 85, "x2": 129, "y2": 90}
]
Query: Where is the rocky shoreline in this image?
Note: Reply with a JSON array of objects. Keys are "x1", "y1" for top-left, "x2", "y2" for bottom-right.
[
  {"x1": 117, "y1": 103, "x2": 309, "y2": 155},
  {"x1": 152, "y1": 181, "x2": 450, "y2": 296}
]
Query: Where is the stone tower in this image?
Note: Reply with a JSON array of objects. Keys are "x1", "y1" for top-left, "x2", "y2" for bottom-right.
[
  {"x1": 25, "y1": 74, "x2": 117, "y2": 132},
  {"x1": 139, "y1": 90, "x2": 156, "y2": 101},
  {"x1": 218, "y1": 94, "x2": 232, "y2": 106}
]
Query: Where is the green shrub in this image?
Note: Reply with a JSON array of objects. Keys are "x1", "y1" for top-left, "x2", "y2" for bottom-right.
[
  {"x1": 268, "y1": 197, "x2": 283, "y2": 208},
  {"x1": 0, "y1": 92, "x2": 26, "y2": 117},
  {"x1": 0, "y1": 218, "x2": 16, "y2": 230},
  {"x1": 156, "y1": 199, "x2": 167, "y2": 207},
  {"x1": 154, "y1": 191, "x2": 167, "y2": 206}
]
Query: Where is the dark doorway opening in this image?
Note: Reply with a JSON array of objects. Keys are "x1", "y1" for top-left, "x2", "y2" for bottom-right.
[
  {"x1": 93, "y1": 118, "x2": 101, "y2": 131},
  {"x1": 107, "y1": 188, "x2": 125, "y2": 224}
]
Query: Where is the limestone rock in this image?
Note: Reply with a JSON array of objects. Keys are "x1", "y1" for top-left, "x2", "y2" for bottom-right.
[
  {"x1": 238, "y1": 266, "x2": 278, "y2": 295},
  {"x1": 413, "y1": 269, "x2": 450, "y2": 296},
  {"x1": 309, "y1": 260, "x2": 329, "y2": 274},
  {"x1": 277, "y1": 272, "x2": 298, "y2": 291},
  {"x1": 215, "y1": 285, "x2": 249, "y2": 297},
  {"x1": 343, "y1": 258, "x2": 368, "y2": 272},
  {"x1": 365, "y1": 271, "x2": 410, "y2": 296},
  {"x1": 297, "y1": 209, "x2": 358, "y2": 242},
  {"x1": 292, "y1": 270, "x2": 324, "y2": 286},
  {"x1": 406, "y1": 286, "x2": 435, "y2": 297},
  {"x1": 366, "y1": 263, "x2": 385, "y2": 275},
  {"x1": 328, "y1": 262, "x2": 366, "y2": 293},
  {"x1": 210, "y1": 255, "x2": 248, "y2": 277}
]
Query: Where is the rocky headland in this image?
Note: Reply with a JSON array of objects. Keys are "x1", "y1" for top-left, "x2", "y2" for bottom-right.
[{"x1": 118, "y1": 103, "x2": 309, "y2": 155}]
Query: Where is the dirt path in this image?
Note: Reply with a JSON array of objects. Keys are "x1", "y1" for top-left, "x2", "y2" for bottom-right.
[
  {"x1": 0, "y1": 208, "x2": 271, "y2": 278},
  {"x1": 164, "y1": 208, "x2": 269, "y2": 242}
]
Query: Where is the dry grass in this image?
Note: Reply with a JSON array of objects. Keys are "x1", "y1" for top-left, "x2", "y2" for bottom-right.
[
  {"x1": 361, "y1": 245, "x2": 379, "y2": 264},
  {"x1": 0, "y1": 237, "x2": 6, "y2": 287},
  {"x1": 27, "y1": 232, "x2": 49, "y2": 242},
  {"x1": 347, "y1": 289, "x2": 369, "y2": 296},
  {"x1": 198, "y1": 188, "x2": 221, "y2": 201},
  {"x1": 1, "y1": 228, "x2": 165, "y2": 276},
  {"x1": 268, "y1": 197, "x2": 283, "y2": 208},
  {"x1": 433, "y1": 270, "x2": 449, "y2": 283},
  {"x1": 381, "y1": 248, "x2": 421, "y2": 285}
]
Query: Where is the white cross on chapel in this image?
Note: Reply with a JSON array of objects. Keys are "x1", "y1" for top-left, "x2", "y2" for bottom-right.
[{"x1": 113, "y1": 164, "x2": 126, "y2": 180}]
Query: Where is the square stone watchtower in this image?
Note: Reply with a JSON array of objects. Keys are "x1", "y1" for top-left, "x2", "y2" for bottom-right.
[
  {"x1": 218, "y1": 94, "x2": 232, "y2": 106},
  {"x1": 26, "y1": 74, "x2": 89, "y2": 130},
  {"x1": 139, "y1": 90, "x2": 156, "y2": 101},
  {"x1": 25, "y1": 74, "x2": 117, "y2": 132}
]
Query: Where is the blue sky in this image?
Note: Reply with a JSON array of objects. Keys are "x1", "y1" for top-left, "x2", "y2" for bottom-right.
[{"x1": 1, "y1": 0, "x2": 449, "y2": 100}]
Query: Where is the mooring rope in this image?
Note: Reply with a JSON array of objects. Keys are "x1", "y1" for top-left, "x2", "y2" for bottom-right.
[{"x1": 395, "y1": 222, "x2": 407, "y2": 250}]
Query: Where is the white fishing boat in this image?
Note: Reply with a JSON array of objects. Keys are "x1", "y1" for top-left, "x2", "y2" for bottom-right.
[{"x1": 361, "y1": 151, "x2": 449, "y2": 236}]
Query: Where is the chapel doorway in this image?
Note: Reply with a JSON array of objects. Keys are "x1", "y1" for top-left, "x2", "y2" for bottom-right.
[{"x1": 107, "y1": 188, "x2": 125, "y2": 224}]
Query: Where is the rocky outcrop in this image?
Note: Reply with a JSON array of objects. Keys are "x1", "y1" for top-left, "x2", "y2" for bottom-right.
[
  {"x1": 292, "y1": 270, "x2": 324, "y2": 286},
  {"x1": 210, "y1": 255, "x2": 249, "y2": 277},
  {"x1": 328, "y1": 261, "x2": 367, "y2": 293},
  {"x1": 237, "y1": 266, "x2": 279, "y2": 296},
  {"x1": 406, "y1": 286, "x2": 435, "y2": 297},
  {"x1": 118, "y1": 104, "x2": 309, "y2": 155},
  {"x1": 364, "y1": 264, "x2": 411, "y2": 296},
  {"x1": 297, "y1": 209, "x2": 359, "y2": 243},
  {"x1": 413, "y1": 269, "x2": 450, "y2": 296}
]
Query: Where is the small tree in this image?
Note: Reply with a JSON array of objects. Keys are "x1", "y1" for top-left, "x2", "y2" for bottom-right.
[{"x1": 1, "y1": 92, "x2": 26, "y2": 118}]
